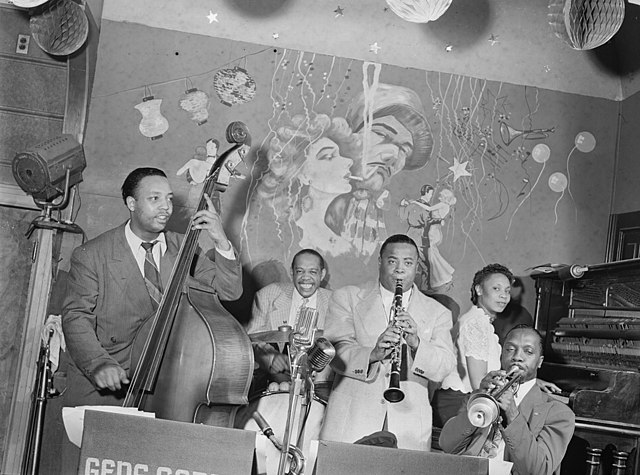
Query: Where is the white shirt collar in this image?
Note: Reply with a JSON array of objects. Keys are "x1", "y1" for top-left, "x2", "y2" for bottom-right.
[
  {"x1": 125, "y1": 220, "x2": 167, "y2": 255},
  {"x1": 379, "y1": 282, "x2": 413, "y2": 321},
  {"x1": 291, "y1": 287, "x2": 318, "y2": 309},
  {"x1": 514, "y1": 378, "x2": 537, "y2": 407},
  {"x1": 124, "y1": 220, "x2": 167, "y2": 256}
]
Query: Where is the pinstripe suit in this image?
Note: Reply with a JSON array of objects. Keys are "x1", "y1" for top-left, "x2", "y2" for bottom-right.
[
  {"x1": 247, "y1": 282, "x2": 332, "y2": 388},
  {"x1": 248, "y1": 282, "x2": 331, "y2": 335},
  {"x1": 61, "y1": 222, "x2": 242, "y2": 407}
]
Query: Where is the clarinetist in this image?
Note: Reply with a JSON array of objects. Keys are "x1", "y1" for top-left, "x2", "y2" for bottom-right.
[{"x1": 319, "y1": 234, "x2": 456, "y2": 451}]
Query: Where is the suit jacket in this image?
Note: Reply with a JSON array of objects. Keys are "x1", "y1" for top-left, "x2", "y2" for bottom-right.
[
  {"x1": 247, "y1": 282, "x2": 332, "y2": 334},
  {"x1": 439, "y1": 384, "x2": 575, "y2": 475},
  {"x1": 247, "y1": 282, "x2": 332, "y2": 384},
  {"x1": 319, "y1": 281, "x2": 455, "y2": 451},
  {"x1": 61, "y1": 223, "x2": 242, "y2": 406}
]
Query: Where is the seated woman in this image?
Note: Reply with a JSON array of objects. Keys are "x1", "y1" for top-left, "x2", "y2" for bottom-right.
[{"x1": 432, "y1": 263, "x2": 513, "y2": 428}]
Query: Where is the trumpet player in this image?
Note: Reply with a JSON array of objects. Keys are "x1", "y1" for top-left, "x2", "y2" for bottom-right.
[
  {"x1": 319, "y1": 234, "x2": 455, "y2": 451},
  {"x1": 440, "y1": 326, "x2": 575, "y2": 475}
]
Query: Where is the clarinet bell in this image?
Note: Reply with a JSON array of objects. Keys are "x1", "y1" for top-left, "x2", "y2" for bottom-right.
[{"x1": 383, "y1": 386, "x2": 405, "y2": 403}]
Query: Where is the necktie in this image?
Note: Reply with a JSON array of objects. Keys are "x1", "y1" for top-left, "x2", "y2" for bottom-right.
[
  {"x1": 296, "y1": 298, "x2": 310, "y2": 323},
  {"x1": 141, "y1": 241, "x2": 163, "y2": 309}
]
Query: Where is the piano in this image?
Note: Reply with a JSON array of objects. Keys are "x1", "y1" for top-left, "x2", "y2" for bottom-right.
[{"x1": 533, "y1": 259, "x2": 640, "y2": 475}]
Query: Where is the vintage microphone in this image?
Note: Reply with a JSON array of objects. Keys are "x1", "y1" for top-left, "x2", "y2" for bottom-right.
[
  {"x1": 277, "y1": 308, "x2": 320, "y2": 475},
  {"x1": 307, "y1": 337, "x2": 335, "y2": 373}
]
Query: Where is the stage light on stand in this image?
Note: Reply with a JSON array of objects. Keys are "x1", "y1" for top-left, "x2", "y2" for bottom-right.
[{"x1": 12, "y1": 134, "x2": 86, "y2": 237}]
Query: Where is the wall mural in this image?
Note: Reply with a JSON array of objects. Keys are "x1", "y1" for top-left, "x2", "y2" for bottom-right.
[
  {"x1": 228, "y1": 48, "x2": 594, "y2": 295},
  {"x1": 85, "y1": 33, "x2": 605, "y2": 301}
]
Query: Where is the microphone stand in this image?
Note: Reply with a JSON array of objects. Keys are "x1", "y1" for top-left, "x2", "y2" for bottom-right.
[
  {"x1": 277, "y1": 334, "x2": 312, "y2": 475},
  {"x1": 22, "y1": 330, "x2": 53, "y2": 475}
]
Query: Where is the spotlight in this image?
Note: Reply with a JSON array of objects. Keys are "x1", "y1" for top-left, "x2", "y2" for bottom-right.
[{"x1": 12, "y1": 134, "x2": 86, "y2": 207}]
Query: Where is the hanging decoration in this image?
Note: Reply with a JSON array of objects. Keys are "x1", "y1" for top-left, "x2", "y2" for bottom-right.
[
  {"x1": 548, "y1": 0, "x2": 625, "y2": 51},
  {"x1": 549, "y1": 172, "x2": 568, "y2": 193},
  {"x1": 28, "y1": 0, "x2": 89, "y2": 56},
  {"x1": 385, "y1": 0, "x2": 453, "y2": 23},
  {"x1": 213, "y1": 66, "x2": 257, "y2": 107},
  {"x1": 574, "y1": 131, "x2": 596, "y2": 153},
  {"x1": 531, "y1": 144, "x2": 551, "y2": 163},
  {"x1": 179, "y1": 84, "x2": 210, "y2": 125},
  {"x1": 134, "y1": 89, "x2": 169, "y2": 140}
]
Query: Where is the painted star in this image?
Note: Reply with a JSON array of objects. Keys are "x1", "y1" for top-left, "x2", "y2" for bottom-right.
[
  {"x1": 206, "y1": 10, "x2": 218, "y2": 23},
  {"x1": 334, "y1": 6, "x2": 344, "y2": 17},
  {"x1": 445, "y1": 44, "x2": 453, "y2": 52},
  {"x1": 449, "y1": 158, "x2": 472, "y2": 182},
  {"x1": 488, "y1": 34, "x2": 499, "y2": 46},
  {"x1": 369, "y1": 42, "x2": 381, "y2": 54},
  {"x1": 273, "y1": 33, "x2": 280, "y2": 39}
]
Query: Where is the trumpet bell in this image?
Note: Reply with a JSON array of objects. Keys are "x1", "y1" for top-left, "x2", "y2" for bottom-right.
[{"x1": 467, "y1": 393, "x2": 500, "y2": 428}]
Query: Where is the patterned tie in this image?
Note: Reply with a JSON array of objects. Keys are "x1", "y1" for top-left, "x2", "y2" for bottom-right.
[
  {"x1": 296, "y1": 298, "x2": 310, "y2": 324},
  {"x1": 141, "y1": 241, "x2": 163, "y2": 309}
]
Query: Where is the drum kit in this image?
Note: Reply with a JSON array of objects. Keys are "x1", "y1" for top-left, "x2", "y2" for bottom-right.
[{"x1": 235, "y1": 312, "x2": 334, "y2": 475}]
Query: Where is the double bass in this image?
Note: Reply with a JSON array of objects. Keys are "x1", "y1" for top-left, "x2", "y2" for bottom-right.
[{"x1": 123, "y1": 122, "x2": 253, "y2": 427}]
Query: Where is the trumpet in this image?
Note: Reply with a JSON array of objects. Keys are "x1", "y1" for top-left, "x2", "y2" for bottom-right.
[
  {"x1": 467, "y1": 367, "x2": 523, "y2": 428},
  {"x1": 383, "y1": 278, "x2": 406, "y2": 403}
]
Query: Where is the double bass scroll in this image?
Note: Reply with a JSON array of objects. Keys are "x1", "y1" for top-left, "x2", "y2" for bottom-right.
[{"x1": 124, "y1": 122, "x2": 253, "y2": 427}]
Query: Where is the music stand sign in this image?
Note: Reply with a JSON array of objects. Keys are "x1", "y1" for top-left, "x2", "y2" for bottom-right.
[{"x1": 79, "y1": 410, "x2": 255, "y2": 475}]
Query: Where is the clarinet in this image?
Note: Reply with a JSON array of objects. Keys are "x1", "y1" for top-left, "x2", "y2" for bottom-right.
[{"x1": 383, "y1": 278, "x2": 406, "y2": 403}]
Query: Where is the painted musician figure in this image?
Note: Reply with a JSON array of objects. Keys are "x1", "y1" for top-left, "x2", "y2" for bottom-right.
[
  {"x1": 319, "y1": 234, "x2": 455, "y2": 450},
  {"x1": 62, "y1": 167, "x2": 241, "y2": 408},
  {"x1": 246, "y1": 249, "x2": 333, "y2": 399}
]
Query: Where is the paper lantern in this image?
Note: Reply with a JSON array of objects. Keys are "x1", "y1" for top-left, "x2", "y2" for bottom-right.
[
  {"x1": 213, "y1": 67, "x2": 256, "y2": 106},
  {"x1": 179, "y1": 88, "x2": 210, "y2": 125},
  {"x1": 385, "y1": 0, "x2": 453, "y2": 23},
  {"x1": 29, "y1": 0, "x2": 89, "y2": 56},
  {"x1": 134, "y1": 96, "x2": 169, "y2": 140},
  {"x1": 548, "y1": 0, "x2": 625, "y2": 51}
]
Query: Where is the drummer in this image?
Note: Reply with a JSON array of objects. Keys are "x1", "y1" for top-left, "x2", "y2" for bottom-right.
[{"x1": 247, "y1": 249, "x2": 333, "y2": 400}]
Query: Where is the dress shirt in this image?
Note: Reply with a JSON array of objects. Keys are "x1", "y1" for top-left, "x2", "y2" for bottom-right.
[
  {"x1": 379, "y1": 283, "x2": 413, "y2": 323},
  {"x1": 124, "y1": 220, "x2": 235, "y2": 276},
  {"x1": 286, "y1": 289, "x2": 318, "y2": 327},
  {"x1": 125, "y1": 222, "x2": 167, "y2": 275}
]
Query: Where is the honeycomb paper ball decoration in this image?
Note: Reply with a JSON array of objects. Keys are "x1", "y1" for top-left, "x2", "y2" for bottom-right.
[
  {"x1": 29, "y1": 0, "x2": 89, "y2": 56},
  {"x1": 385, "y1": 0, "x2": 453, "y2": 23},
  {"x1": 548, "y1": 0, "x2": 625, "y2": 51}
]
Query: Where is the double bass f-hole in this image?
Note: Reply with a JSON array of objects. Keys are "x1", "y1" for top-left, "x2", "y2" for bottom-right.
[{"x1": 123, "y1": 122, "x2": 253, "y2": 425}]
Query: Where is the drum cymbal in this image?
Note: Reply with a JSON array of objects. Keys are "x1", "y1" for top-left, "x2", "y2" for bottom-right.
[{"x1": 249, "y1": 326, "x2": 292, "y2": 343}]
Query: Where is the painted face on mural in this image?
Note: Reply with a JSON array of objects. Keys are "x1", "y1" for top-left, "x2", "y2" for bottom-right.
[
  {"x1": 300, "y1": 137, "x2": 354, "y2": 194},
  {"x1": 475, "y1": 273, "x2": 511, "y2": 317},
  {"x1": 127, "y1": 175, "x2": 173, "y2": 241},
  {"x1": 351, "y1": 115, "x2": 413, "y2": 193},
  {"x1": 501, "y1": 328, "x2": 543, "y2": 383},
  {"x1": 206, "y1": 139, "x2": 218, "y2": 158},
  {"x1": 378, "y1": 242, "x2": 418, "y2": 293},
  {"x1": 291, "y1": 252, "x2": 326, "y2": 298}
]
